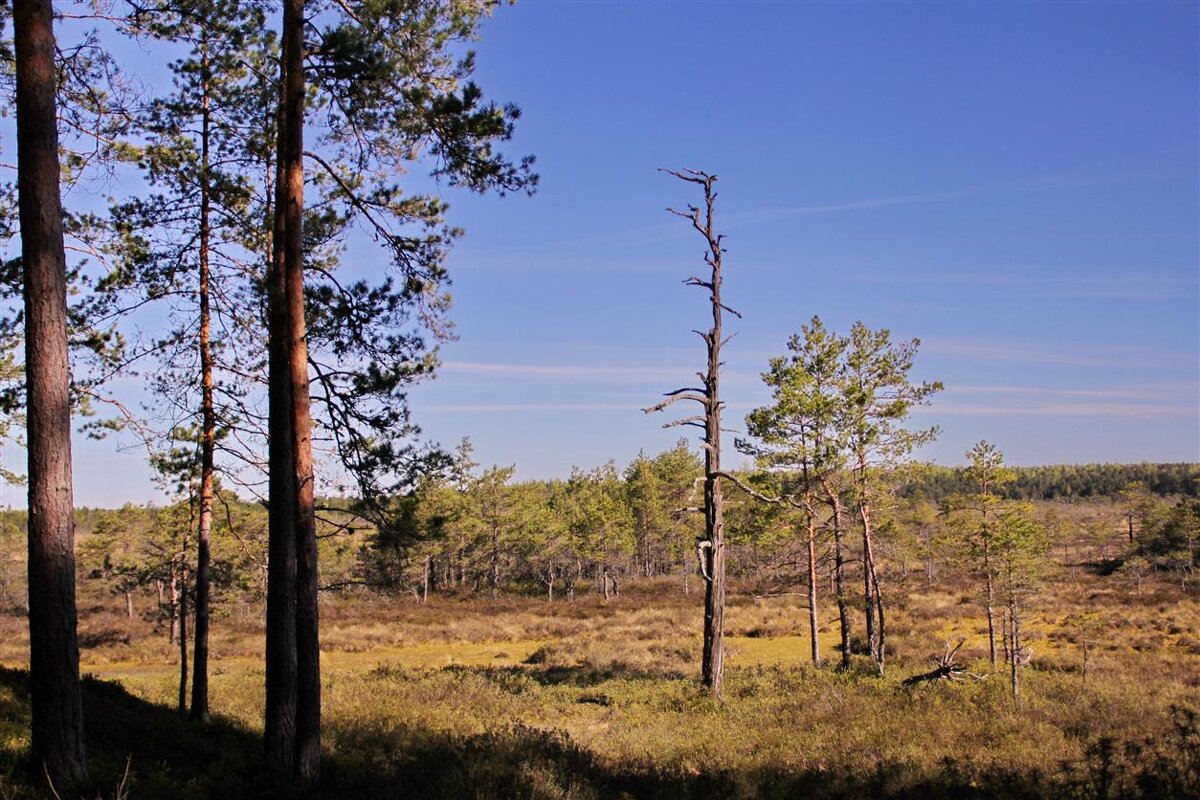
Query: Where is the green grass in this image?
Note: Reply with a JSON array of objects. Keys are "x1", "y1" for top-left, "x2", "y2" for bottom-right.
[{"x1": 0, "y1": 567, "x2": 1197, "y2": 798}]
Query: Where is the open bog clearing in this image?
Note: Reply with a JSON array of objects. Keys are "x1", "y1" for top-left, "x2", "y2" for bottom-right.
[{"x1": 2, "y1": 567, "x2": 1197, "y2": 799}]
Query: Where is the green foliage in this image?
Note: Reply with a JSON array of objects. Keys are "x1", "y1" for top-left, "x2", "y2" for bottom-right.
[
  {"x1": 357, "y1": 440, "x2": 702, "y2": 599},
  {"x1": 742, "y1": 316, "x2": 846, "y2": 480},
  {"x1": 841, "y1": 321, "x2": 942, "y2": 478},
  {"x1": 1134, "y1": 498, "x2": 1200, "y2": 576},
  {"x1": 558, "y1": 463, "x2": 634, "y2": 571},
  {"x1": 992, "y1": 505, "x2": 1051, "y2": 597}
]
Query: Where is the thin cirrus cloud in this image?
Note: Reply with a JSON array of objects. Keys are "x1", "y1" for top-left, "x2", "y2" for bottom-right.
[
  {"x1": 852, "y1": 271, "x2": 1195, "y2": 301},
  {"x1": 699, "y1": 169, "x2": 1161, "y2": 231},
  {"x1": 929, "y1": 383, "x2": 1198, "y2": 420},
  {"x1": 494, "y1": 187, "x2": 978, "y2": 256},
  {"x1": 720, "y1": 187, "x2": 980, "y2": 227},
  {"x1": 440, "y1": 360, "x2": 762, "y2": 386},
  {"x1": 422, "y1": 402, "x2": 646, "y2": 414},
  {"x1": 925, "y1": 401, "x2": 1195, "y2": 420},
  {"x1": 944, "y1": 384, "x2": 1192, "y2": 401},
  {"x1": 921, "y1": 338, "x2": 1193, "y2": 369},
  {"x1": 440, "y1": 361, "x2": 691, "y2": 380},
  {"x1": 422, "y1": 400, "x2": 760, "y2": 414}
]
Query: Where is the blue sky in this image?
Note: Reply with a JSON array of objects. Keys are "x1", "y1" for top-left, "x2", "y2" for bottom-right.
[
  {"x1": 403, "y1": 1, "x2": 1199, "y2": 481},
  {"x1": 9, "y1": 0, "x2": 1198, "y2": 507}
]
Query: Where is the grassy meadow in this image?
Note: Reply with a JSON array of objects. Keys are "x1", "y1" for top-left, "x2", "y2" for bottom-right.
[{"x1": 1, "y1": 501, "x2": 1198, "y2": 799}]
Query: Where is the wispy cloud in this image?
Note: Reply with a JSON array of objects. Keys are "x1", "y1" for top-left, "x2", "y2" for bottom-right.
[
  {"x1": 454, "y1": 167, "x2": 1181, "y2": 271},
  {"x1": 922, "y1": 339, "x2": 1195, "y2": 369},
  {"x1": 923, "y1": 402, "x2": 1196, "y2": 420},
  {"x1": 441, "y1": 361, "x2": 690, "y2": 380},
  {"x1": 423, "y1": 400, "x2": 760, "y2": 414},
  {"x1": 852, "y1": 272, "x2": 1196, "y2": 301},
  {"x1": 923, "y1": 340, "x2": 1113, "y2": 367},
  {"x1": 722, "y1": 188, "x2": 979, "y2": 227},
  {"x1": 424, "y1": 402, "x2": 646, "y2": 413},
  {"x1": 440, "y1": 360, "x2": 763, "y2": 387},
  {"x1": 945, "y1": 384, "x2": 1190, "y2": 401},
  {"x1": 930, "y1": 382, "x2": 1199, "y2": 420},
  {"x1": 507, "y1": 188, "x2": 978, "y2": 255}
]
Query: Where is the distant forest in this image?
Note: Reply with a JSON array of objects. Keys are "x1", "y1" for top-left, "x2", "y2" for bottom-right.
[{"x1": 901, "y1": 462, "x2": 1199, "y2": 502}]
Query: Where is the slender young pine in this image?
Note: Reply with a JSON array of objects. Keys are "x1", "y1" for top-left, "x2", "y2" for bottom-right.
[
  {"x1": 740, "y1": 318, "x2": 848, "y2": 669},
  {"x1": 962, "y1": 440, "x2": 1016, "y2": 669}
]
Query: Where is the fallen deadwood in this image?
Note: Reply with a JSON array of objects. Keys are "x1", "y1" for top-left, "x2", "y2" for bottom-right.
[{"x1": 902, "y1": 639, "x2": 982, "y2": 686}]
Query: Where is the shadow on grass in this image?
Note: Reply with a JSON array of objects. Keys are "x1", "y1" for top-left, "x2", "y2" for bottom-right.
[
  {"x1": 1, "y1": 665, "x2": 284, "y2": 799},
  {"x1": 521, "y1": 661, "x2": 687, "y2": 688},
  {"x1": 319, "y1": 719, "x2": 1093, "y2": 800},
  {"x1": 2, "y1": 666, "x2": 1196, "y2": 799},
  {"x1": 78, "y1": 629, "x2": 132, "y2": 649}
]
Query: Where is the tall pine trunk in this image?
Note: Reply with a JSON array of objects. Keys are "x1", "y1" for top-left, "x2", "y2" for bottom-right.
[
  {"x1": 823, "y1": 483, "x2": 851, "y2": 670},
  {"x1": 265, "y1": 0, "x2": 300, "y2": 774},
  {"x1": 15, "y1": 0, "x2": 88, "y2": 788},
  {"x1": 177, "y1": 556, "x2": 189, "y2": 716},
  {"x1": 169, "y1": 571, "x2": 180, "y2": 645},
  {"x1": 858, "y1": 493, "x2": 886, "y2": 675},
  {"x1": 191, "y1": 30, "x2": 215, "y2": 723},
  {"x1": 266, "y1": 0, "x2": 320, "y2": 780},
  {"x1": 1008, "y1": 591, "x2": 1021, "y2": 700},
  {"x1": 984, "y1": 543, "x2": 997, "y2": 668},
  {"x1": 490, "y1": 524, "x2": 500, "y2": 598},
  {"x1": 805, "y1": 502, "x2": 821, "y2": 666}
]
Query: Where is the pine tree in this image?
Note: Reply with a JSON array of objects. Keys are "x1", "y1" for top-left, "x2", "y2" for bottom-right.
[
  {"x1": 840, "y1": 322, "x2": 941, "y2": 675},
  {"x1": 741, "y1": 316, "x2": 848, "y2": 668},
  {"x1": 13, "y1": 0, "x2": 88, "y2": 788},
  {"x1": 956, "y1": 440, "x2": 1017, "y2": 668}
]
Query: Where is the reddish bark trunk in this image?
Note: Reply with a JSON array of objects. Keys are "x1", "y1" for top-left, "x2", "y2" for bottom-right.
[
  {"x1": 264, "y1": 0, "x2": 300, "y2": 771},
  {"x1": 15, "y1": 0, "x2": 89, "y2": 788},
  {"x1": 266, "y1": 0, "x2": 320, "y2": 780}
]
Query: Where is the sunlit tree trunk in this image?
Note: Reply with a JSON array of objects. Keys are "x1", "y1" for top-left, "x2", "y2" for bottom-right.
[
  {"x1": 984, "y1": 542, "x2": 997, "y2": 668},
  {"x1": 805, "y1": 498, "x2": 821, "y2": 666},
  {"x1": 15, "y1": 0, "x2": 88, "y2": 788},
  {"x1": 265, "y1": 0, "x2": 307, "y2": 777},
  {"x1": 191, "y1": 28, "x2": 216, "y2": 724},
  {"x1": 170, "y1": 572, "x2": 180, "y2": 646},
  {"x1": 823, "y1": 483, "x2": 851, "y2": 670},
  {"x1": 283, "y1": 0, "x2": 322, "y2": 780},
  {"x1": 859, "y1": 495, "x2": 886, "y2": 675},
  {"x1": 177, "y1": 555, "x2": 189, "y2": 716}
]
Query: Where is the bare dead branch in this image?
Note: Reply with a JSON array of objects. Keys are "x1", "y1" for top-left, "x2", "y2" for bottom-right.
[
  {"x1": 662, "y1": 416, "x2": 706, "y2": 430},
  {"x1": 644, "y1": 391, "x2": 707, "y2": 414}
]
